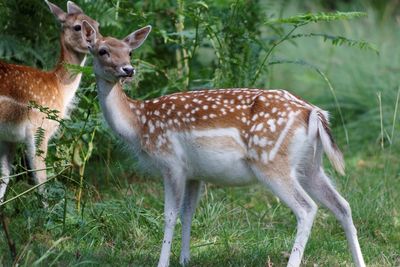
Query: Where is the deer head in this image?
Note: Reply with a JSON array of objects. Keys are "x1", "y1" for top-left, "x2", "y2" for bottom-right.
[
  {"x1": 46, "y1": 1, "x2": 100, "y2": 54},
  {"x1": 81, "y1": 20, "x2": 151, "y2": 83}
]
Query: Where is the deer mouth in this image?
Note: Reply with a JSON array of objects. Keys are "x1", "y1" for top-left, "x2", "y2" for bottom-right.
[{"x1": 119, "y1": 75, "x2": 133, "y2": 84}]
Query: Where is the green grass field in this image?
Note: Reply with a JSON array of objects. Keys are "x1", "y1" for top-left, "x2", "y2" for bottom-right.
[
  {"x1": 1, "y1": 1, "x2": 400, "y2": 266},
  {"x1": 1, "y1": 151, "x2": 399, "y2": 266}
]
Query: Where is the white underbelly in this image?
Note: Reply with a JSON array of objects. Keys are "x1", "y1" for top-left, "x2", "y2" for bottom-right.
[
  {"x1": 189, "y1": 147, "x2": 256, "y2": 185},
  {"x1": 177, "y1": 128, "x2": 257, "y2": 186},
  {"x1": 0, "y1": 122, "x2": 27, "y2": 142}
]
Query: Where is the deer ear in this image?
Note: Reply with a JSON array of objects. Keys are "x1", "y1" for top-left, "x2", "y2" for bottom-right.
[
  {"x1": 45, "y1": 0, "x2": 67, "y2": 22},
  {"x1": 82, "y1": 20, "x2": 97, "y2": 50},
  {"x1": 67, "y1": 1, "x2": 83, "y2": 14},
  {"x1": 124, "y1": 25, "x2": 152, "y2": 50}
]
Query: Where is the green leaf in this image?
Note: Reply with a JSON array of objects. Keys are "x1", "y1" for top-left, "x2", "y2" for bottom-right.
[{"x1": 188, "y1": 1, "x2": 209, "y2": 10}]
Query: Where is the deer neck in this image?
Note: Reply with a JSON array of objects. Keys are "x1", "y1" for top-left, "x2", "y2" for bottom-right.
[
  {"x1": 96, "y1": 78, "x2": 141, "y2": 146},
  {"x1": 54, "y1": 37, "x2": 87, "y2": 112}
]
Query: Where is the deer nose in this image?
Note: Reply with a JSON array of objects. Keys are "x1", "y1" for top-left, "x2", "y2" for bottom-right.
[{"x1": 121, "y1": 66, "x2": 135, "y2": 77}]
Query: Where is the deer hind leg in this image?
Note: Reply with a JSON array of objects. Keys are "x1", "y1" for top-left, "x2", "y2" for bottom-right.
[
  {"x1": 252, "y1": 165, "x2": 318, "y2": 267},
  {"x1": 180, "y1": 180, "x2": 202, "y2": 265},
  {"x1": 301, "y1": 168, "x2": 365, "y2": 267},
  {"x1": 158, "y1": 166, "x2": 187, "y2": 267},
  {"x1": 0, "y1": 142, "x2": 16, "y2": 203}
]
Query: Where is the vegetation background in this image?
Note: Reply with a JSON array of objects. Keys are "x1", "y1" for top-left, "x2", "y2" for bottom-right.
[{"x1": 0, "y1": 0, "x2": 399, "y2": 266}]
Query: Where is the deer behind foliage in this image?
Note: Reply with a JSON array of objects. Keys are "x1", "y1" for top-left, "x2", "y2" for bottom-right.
[{"x1": 0, "y1": 1, "x2": 99, "y2": 203}]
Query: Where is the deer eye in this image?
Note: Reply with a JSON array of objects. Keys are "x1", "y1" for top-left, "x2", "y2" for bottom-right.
[
  {"x1": 73, "y1": 25, "x2": 82, "y2": 31},
  {"x1": 99, "y1": 49, "x2": 108, "y2": 56},
  {"x1": 129, "y1": 51, "x2": 132, "y2": 57}
]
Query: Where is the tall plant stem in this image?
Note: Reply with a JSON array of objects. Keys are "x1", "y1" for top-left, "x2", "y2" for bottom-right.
[
  {"x1": 1, "y1": 213, "x2": 16, "y2": 260},
  {"x1": 176, "y1": 0, "x2": 189, "y2": 89},
  {"x1": 187, "y1": 9, "x2": 200, "y2": 88},
  {"x1": 251, "y1": 24, "x2": 302, "y2": 86},
  {"x1": 76, "y1": 128, "x2": 96, "y2": 212},
  {"x1": 0, "y1": 166, "x2": 71, "y2": 207}
]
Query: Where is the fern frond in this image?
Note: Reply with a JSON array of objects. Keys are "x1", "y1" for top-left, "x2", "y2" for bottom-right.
[
  {"x1": 35, "y1": 127, "x2": 45, "y2": 157},
  {"x1": 0, "y1": 34, "x2": 45, "y2": 65},
  {"x1": 290, "y1": 33, "x2": 379, "y2": 54},
  {"x1": 266, "y1": 11, "x2": 366, "y2": 26},
  {"x1": 81, "y1": 1, "x2": 120, "y2": 28}
]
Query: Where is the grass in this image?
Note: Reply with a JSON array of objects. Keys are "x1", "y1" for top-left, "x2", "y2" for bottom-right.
[
  {"x1": 1, "y1": 151, "x2": 399, "y2": 266},
  {"x1": 1, "y1": 1, "x2": 400, "y2": 267}
]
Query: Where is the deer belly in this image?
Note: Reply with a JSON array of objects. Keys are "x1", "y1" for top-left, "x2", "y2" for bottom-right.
[
  {"x1": 183, "y1": 129, "x2": 256, "y2": 185},
  {"x1": 0, "y1": 122, "x2": 27, "y2": 142}
]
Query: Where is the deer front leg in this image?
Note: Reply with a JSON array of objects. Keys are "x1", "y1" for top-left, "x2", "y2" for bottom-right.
[
  {"x1": 0, "y1": 142, "x2": 16, "y2": 203},
  {"x1": 26, "y1": 133, "x2": 49, "y2": 201},
  {"x1": 180, "y1": 180, "x2": 202, "y2": 265},
  {"x1": 158, "y1": 167, "x2": 186, "y2": 267}
]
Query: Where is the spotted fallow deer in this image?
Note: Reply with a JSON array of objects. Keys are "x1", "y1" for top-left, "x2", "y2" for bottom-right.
[
  {"x1": 81, "y1": 21, "x2": 365, "y2": 267},
  {"x1": 0, "y1": 1, "x2": 99, "y2": 203}
]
